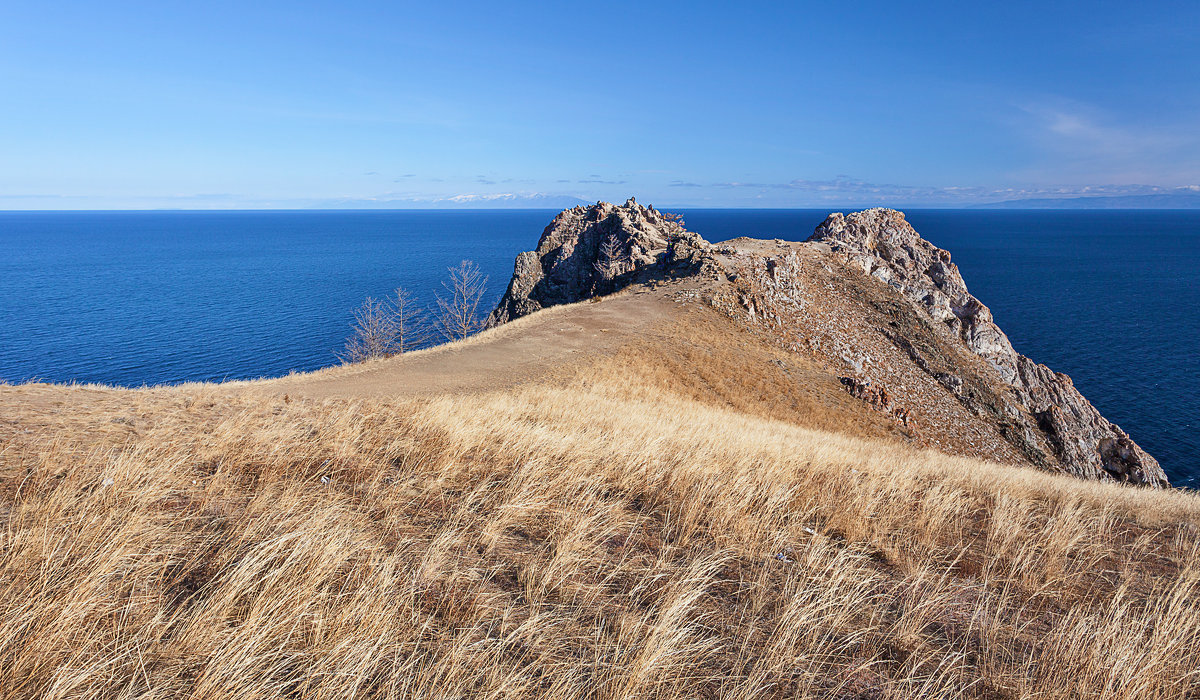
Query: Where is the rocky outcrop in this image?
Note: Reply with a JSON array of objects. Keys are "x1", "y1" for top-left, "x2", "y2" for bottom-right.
[
  {"x1": 486, "y1": 201, "x2": 1166, "y2": 487},
  {"x1": 486, "y1": 198, "x2": 710, "y2": 326},
  {"x1": 808, "y1": 208, "x2": 1167, "y2": 487}
]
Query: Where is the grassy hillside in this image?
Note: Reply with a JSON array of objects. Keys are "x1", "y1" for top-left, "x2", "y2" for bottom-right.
[{"x1": 4, "y1": 332, "x2": 1200, "y2": 699}]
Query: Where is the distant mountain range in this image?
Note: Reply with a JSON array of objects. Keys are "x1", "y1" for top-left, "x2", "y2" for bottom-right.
[{"x1": 976, "y1": 193, "x2": 1200, "y2": 209}]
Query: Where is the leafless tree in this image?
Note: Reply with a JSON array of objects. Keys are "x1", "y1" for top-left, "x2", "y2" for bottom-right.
[
  {"x1": 435, "y1": 260, "x2": 489, "y2": 341},
  {"x1": 593, "y1": 234, "x2": 630, "y2": 281},
  {"x1": 390, "y1": 287, "x2": 433, "y2": 352},
  {"x1": 338, "y1": 287, "x2": 431, "y2": 363},
  {"x1": 339, "y1": 296, "x2": 397, "y2": 363}
]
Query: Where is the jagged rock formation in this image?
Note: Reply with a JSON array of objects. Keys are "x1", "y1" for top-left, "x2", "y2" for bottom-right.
[
  {"x1": 487, "y1": 198, "x2": 710, "y2": 326},
  {"x1": 487, "y1": 201, "x2": 1167, "y2": 487},
  {"x1": 808, "y1": 208, "x2": 1167, "y2": 486}
]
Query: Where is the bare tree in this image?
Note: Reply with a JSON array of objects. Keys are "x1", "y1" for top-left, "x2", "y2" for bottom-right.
[
  {"x1": 390, "y1": 287, "x2": 433, "y2": 352},
  {"x1": 339, "y1": 296, "x2": 398, "y2": 363},
  {"x1": 593, "y1": 234, "x2": 630, "y2": 281},
  {"x1": 338, "y1": 287, "x2": 432, "y2": 363},
  {"x1": 435, "y1": 260, "x2": 489, "y2": 341}
]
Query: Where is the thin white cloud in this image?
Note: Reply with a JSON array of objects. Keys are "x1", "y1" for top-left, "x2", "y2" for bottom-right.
[
  {"x1": 1015, "y1": 99, "x2": 1200, "y2": 183},
  {"x1": 691, "y1": 177, "x2": 1200, "y2": 205}
]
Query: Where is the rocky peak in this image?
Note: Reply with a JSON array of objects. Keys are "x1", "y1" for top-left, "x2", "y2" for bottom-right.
[
  {"x1": 808, "y1": 209, "x2": 1167, "y2": 487},
  {"x1": 486, "y1": 201, "x2": 1167, "y2": 487},
  {"x1": 486, "y1": 198, "x2": 710, "y2": 326},
  {"x1": 810, "y1": 209, "x2": 1018, "y2": 383}
]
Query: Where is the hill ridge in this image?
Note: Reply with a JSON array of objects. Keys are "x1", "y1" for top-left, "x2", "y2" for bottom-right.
[{"x1": 487, "y1": 200, "x2": 1167, "y2": 486}]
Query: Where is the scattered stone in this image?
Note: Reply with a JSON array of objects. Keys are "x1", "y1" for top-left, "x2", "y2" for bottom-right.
[
  {"x1": 935, "y1": 372, "x2": 964, "y2": 395},
  {"x1": 840, "y1": 376, "x2": 914, "y2": 429}
]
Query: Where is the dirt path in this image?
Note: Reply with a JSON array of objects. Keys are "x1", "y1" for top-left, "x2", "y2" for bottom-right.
[
  {"x1": 0, "y1": 284, "x2": 692, "y2": 438},
  {"x1": 259, "y1": 285, "x2": 685, "y2": 400}
]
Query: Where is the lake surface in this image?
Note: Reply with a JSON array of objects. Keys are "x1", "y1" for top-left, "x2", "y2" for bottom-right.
[{"x1": 2, "y1": 209, "x2": 1196, "y2": 484}]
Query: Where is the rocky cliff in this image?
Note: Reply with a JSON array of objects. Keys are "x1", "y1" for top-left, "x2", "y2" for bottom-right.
[
  {"x1": 807, "y1": 209, "x2": 1166, "y2": 486},
  {"x1": 487, "y1": 198, "x2": 709, "y2": 326},
  {"x1": 487, "y1": 201, "x2": 1168, "y2": 487}
]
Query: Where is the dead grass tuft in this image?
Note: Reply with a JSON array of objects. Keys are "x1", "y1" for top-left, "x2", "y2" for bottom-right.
[{"x1": 2, "y1": 362, "x2": 1199, "y2": 698}]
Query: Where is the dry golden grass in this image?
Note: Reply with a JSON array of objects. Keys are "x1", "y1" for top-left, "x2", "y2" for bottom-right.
[
  {"x1": 3, "y1": 357, "x2": 1200, "y2": 698},
  {"x1": 587, "y1": 309, "x2": 907, "y2": 444}
]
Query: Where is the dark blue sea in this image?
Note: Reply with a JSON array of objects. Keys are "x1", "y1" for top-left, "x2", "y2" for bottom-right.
[{"x1": 2, "y1": 209, "x2": 1197, "y2": 484}]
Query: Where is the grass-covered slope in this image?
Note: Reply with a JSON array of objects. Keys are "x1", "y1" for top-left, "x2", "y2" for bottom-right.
[{"x1": 3, "y1": 309, "x2": 1200, "y2": 698}]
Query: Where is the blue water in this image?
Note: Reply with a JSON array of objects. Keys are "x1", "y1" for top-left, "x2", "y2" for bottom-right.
[{"x1": 1, "y1": 209, "x2": 1197, "y2": 484}]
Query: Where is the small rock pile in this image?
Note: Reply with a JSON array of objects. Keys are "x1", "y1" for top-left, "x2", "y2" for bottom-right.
[{"x1": 839, "y1": 376, "x2": 912, "y2": 427}]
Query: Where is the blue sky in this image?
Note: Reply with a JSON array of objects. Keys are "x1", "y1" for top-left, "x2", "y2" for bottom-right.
[{"x1": 1, "y1": 1, "x2": 1197, "y2": 208}]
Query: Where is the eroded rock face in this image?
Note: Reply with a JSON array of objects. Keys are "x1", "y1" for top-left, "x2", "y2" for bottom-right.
[
  {"x1": 486, "y1": 198, "x2": 709, "y2": 326},
  {"x1": 808, "y1": 209, "x2": 1168, "y2": 487},
  {"x1": 486, "y1": 201, "x2": 1166, "y2": 487}
]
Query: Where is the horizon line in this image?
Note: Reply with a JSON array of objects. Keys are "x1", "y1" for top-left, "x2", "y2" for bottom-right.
[{"x1": 3, "y1": 205, "x2": 1200, "y2": 213}]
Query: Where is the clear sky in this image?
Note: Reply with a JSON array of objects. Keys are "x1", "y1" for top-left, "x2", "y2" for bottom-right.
[{"x1": 2, "y1": 1, "x2": 1198, "y2": 208}]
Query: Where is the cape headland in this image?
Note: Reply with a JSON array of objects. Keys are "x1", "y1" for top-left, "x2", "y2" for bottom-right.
[{"x1": 488, "y1": 198, "x2": 1167, "y2": 487}]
